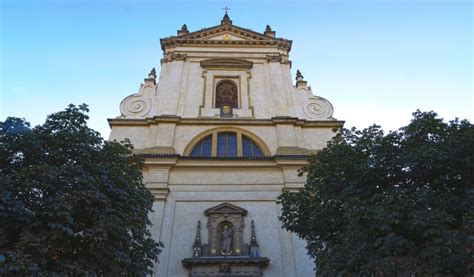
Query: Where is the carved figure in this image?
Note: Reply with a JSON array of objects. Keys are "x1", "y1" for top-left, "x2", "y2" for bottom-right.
[{"x1": 221, "y1": 225, "x2": 232, "y2": 255}]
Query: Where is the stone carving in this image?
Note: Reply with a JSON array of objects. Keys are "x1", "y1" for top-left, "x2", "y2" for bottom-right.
[
  {"x1": 266, "y1": 54, "x2": 290, "y2": 64},
  {"x1": 119, "y1": 69, "x2": 155, "y2": 118},
  {"x1": 220, "y1": 224, "x2": 233, "y2": 255},
  {"x1": 295, "y1": 69, "x2": 308, "y2": 90},
  {"x1": 303, "y1": 97, "x2": 334, "y2": 120},
  {"x1": 161, "y1": 53, "x2": 188, "y2": 64},
  {"x1": 266, "y1": 54, "x2": 282, "y2": 62},
  {"x1": 296, "y1": 69, "x2": 304, "y2": 81},
  {"x1": 221, "y1": 10, "x2": 232, "y2": 25},
  {"x1": 264, "y1": 25, "x2": 276, "y2": 37},
  {"x1": 120, "y1": 96, "x2": 151, "y2": 117},
  {"x1": 200, "y1": 58, "x2": 253, "y2": 69},
  {"x1": 249, "y1": 220, "x2": 260, "y2": 257},
  {"x1": 178, "y1": 24, "x2": 189, "y2": 36},
  {"x1": 160, "y1": 22, "x2": 292, "y2": 52},
  {"x1": 182, "y1": 203, "x2": 269, "y2": 277},
  {"x1": 144, "y1": 67, "x2": 156, "y2": 86},
  {"x1": 193, "y1": 221, "x2": 202, "y2": 257}
]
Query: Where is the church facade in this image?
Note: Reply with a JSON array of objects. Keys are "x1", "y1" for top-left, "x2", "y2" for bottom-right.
[{"x1": 109, "y1": 13, "x2": 343, "y2": 277}]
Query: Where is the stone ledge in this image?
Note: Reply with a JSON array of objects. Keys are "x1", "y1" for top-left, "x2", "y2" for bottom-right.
[
  {"x1": 276, "y1": 146, "x2": 318, "y2": 155},
  {"x1": 108, "y1": 116, "x2": 345, "y2": 128},
  {"x1": 133, "y1": 146, "x2": 176, "y2": 155},
  {"x1": 182, "y1": 256, "x2": 269, "y2": 267}
]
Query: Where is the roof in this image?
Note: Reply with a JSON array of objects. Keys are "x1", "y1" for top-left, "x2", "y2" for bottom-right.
[{"x1": 160, "y1": 13, "x2": 292, "y2": 52}]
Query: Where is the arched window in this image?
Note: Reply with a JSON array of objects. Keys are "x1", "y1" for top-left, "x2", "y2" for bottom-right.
[
  {"x1": 189, "y1": 131, "x2": 265, "y2": 158},
  {"x1": 215, "y1": 81, "x2": 238, "y2": 109},
  {"x1": 190, "y1": 135, "x2": 212, "y2": 157},
  {"x1": 242, "y1": 135, "x2": 263, "y2": 157}
]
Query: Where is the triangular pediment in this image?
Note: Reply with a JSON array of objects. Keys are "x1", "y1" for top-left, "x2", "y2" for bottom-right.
[
  {"x1": 160, "y1": 23, "x2": 292, "y2": 51},
  {"x1": 204, "y1": 202, "x2": 248, "y2": 216},
  {"x1": 178, "y1": 25, "x2": 273, "y2": 42},
  {"x1": 205, "y1": 32, "x2": 247, "y2": 41}
]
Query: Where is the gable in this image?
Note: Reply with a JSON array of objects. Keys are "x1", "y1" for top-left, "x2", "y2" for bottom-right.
[
  {"x1": 204, "y1": 202, "x2": 248, "y2": 216},
  {"x1": 207, "y1": 33, "x2": 244, "y2": 41},
  {"x1": 160, "y1": 23, "x2": 292, "y2": 52}
]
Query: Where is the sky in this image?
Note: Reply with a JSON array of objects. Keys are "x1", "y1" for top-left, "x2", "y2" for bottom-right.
[{"x1": 1, "y1": 0, "x2": 472, "y2": 138}]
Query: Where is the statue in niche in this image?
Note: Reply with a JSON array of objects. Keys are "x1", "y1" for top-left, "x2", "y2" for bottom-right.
[
  {"x1": 183, "y1": 203, "x2": 270, "y2": 277},
  {"x1": 220, "y1": 224, "x2": 233, "y2": 255}
]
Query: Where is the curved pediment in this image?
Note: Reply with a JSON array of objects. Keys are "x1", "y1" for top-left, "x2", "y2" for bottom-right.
[{"x1": 200, "y1": 58, "x2": 253, "y2": 70}]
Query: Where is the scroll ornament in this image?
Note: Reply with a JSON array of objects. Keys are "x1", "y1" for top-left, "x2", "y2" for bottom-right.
[
  {"x1": 120, "y1": 95, "x2": 151, "y2": 118},
  {"x1": 303, "y1": 97, "x2": 334, "y2": 120}
]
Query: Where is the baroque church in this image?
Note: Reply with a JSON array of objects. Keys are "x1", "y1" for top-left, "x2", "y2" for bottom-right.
[{"x1": 108, "y1": 12, "x2": 343, "y2": 277}]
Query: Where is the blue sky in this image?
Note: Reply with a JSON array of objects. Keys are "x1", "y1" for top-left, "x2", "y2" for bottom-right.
[{"x1": 1, "y1": 0, "x2": 472, "y2": 138}]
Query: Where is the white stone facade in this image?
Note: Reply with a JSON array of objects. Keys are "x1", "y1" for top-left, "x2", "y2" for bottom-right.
[{"x1": 109, "y1": 14, "x2": 343, "y2": 277}]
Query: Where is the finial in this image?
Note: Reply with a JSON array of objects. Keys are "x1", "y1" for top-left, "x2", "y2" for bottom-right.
[
  {"x1": 264, "y1": 24, "x2": 276, "y2": 37},
  {"x1": 149, "y1": 68, "x2": 156, "y2": 78},
  {"x1": 177, "y1": 24, "x2": 189, "y2": 36},
  {"x1": 249, "y1": 220, "x2": 260, "y2": 257},
  {"x1": 195, "y1": 220, "x2": 201, "y2": 240},
  {"x1": 192, "y1": 220, "x2": 202, "y2": 257},
  {"x1": 295, "y1": 69, "x2": 308, "y2": 90},
  {"x1": 144, "y1": 67, "x2": 157, "y2": 86},
  {"x1": 221, "y1": 6, "x2": 232, "y2": 25},
  {"x1": 296, "y1": 69, "x2": 304, "y2": 81}
]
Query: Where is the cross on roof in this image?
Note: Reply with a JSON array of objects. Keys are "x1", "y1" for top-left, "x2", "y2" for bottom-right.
[{"x1": 222, "y1": 6, "x2": 231, "y2": 14}]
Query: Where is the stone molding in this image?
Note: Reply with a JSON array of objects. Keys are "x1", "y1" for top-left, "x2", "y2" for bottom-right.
[
  {"x1": 302, "y1": 96, "x2": 334, "y2": 120},
  {"x1": 108, "y1": 116, "x2": 344, "y2": 128},
  {"x1": 265, "y1": 54, "x2": 291, "y2": 65},
  {"x1": 160, "y1": 24, "x2": 292, "y2": 52},
  {"x1": 161, "y1": 53, "x2": 188, "y2": 64},
  {"x1": 181, "y1": 126, "x2": 272, "y2": 157},
  {"x1": 200, "y1": 58, "x2": 253, "y2": 70},
  {"x1": 133, "y1": 146, "x2": 176, "y2": 155},
  {"x1": 119, "y1": 94, "x2": 151, "y2": 118},
  {"x1": 182, "y1": 202, "x2": 269, "y2": 276}
]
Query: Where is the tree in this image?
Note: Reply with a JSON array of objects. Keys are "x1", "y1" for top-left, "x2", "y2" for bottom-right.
[
  {"x1": 0, "y1": 104, "x2": 162, "y2": 275},
  {"x1": 278, "y1": 111, "x2": 473, "y2": 276}
]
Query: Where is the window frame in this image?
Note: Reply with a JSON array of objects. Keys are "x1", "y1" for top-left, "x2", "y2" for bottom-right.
[
  {"x1": 214, "y1": 79, "x2": 239, "y2": 109},
  {"x1": 188, "y1": 130, "x2": 265, "y2": 157}
]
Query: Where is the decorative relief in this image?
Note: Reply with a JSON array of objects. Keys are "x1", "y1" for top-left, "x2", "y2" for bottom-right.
[
  {"x1": 303, "y1": 97, "x2": 334, "y2": 120},
  {"x1": 161, "y1": 53, "x2": 188, "y2": 64},
  {"x1": 200, "y1": 58, "x2": 253, "y2": 70},
  {"x1": 266, "y1": 54, "x2": 290, "y2": 64},
  {"x1": 266, "y1": 54, "x2": 282, "y2": 62},
  {"x1": 160, "y1": 20, "x2": 292, "y2": 52},
  {"x1": 182, "y1": 203, "x2": 269, "y2": 277},
  {"x1": 120, "y1": 95, "x2": 151, "y2": 118},
  {"x1": 119, "y1": 68, "x2": 155, "y2": 118}
]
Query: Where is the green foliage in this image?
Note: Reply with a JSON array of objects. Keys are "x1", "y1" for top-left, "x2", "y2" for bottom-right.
[
  {"x1": 278, "y1": 111, "x2": 473, "y2": 276},
  {"x1": 0, "y1": 104, "x2": 162, "y2": 275}
]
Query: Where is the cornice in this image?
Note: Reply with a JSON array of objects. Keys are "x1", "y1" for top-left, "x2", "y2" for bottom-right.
[
  {"x1": 141, "y1": 154, "x2": 310, "y2": 168},
  {"x1": 200, "y1": 58, "x2": 253, "y2": 70},
  {"x1": 160, "y1": 24, "x2": 292, "y2": 52},
  {"x1": 108, "y1": 116, "x2": 344, "y2": 128}
]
